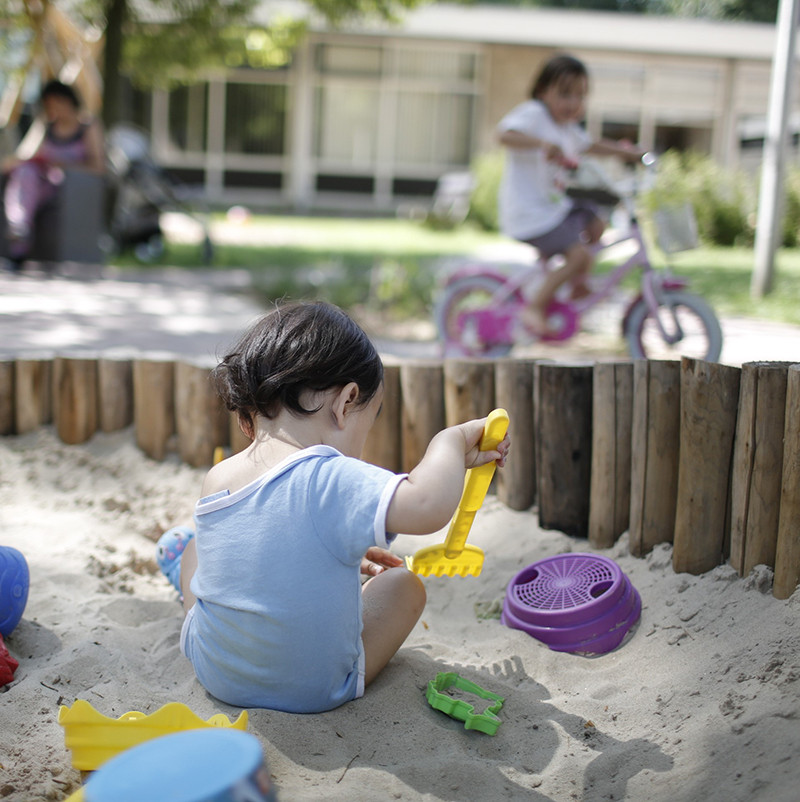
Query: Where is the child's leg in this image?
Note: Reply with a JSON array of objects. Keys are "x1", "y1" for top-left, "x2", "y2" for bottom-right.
[
  {"x1": 4, "y1": 164, "x2": 51, "y2": 259},
  {"x1": 361, "y1": 568, "x2": 426, "y2": 686},
  {"x1": 584, "y1": 213, "x2": 605, "y2": 245},
  {"x1": 521, "y1": 242, "x2": 593, "y2": 333},
  {"x1": 569, "y1": 214, "x2": 605, "y2": 299}
]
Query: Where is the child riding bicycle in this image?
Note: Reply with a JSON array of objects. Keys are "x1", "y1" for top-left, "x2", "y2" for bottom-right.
[{"x1": 497, "y1": 53, "x2": 647, "y2": 336}]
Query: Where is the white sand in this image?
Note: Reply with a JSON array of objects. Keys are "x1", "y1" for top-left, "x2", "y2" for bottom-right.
[{"x1": 1, "y1": 427, "x2": 798, "y2": 802}]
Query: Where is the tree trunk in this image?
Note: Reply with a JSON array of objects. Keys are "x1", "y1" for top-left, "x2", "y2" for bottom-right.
[{"x1": 102, "y1": 0, "x2": 128, "y2": 128}]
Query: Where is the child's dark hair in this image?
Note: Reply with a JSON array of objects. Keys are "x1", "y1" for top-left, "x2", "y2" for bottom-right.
[
  {"x1": 530, "y1": 54, "x2": 588, "y2": 100},
  {"x1": 40, "y1": 80, "x2": 81, "y2": 110},
  {"x1": 212, "y1": 301, "x2": 383, "y2": 433}
]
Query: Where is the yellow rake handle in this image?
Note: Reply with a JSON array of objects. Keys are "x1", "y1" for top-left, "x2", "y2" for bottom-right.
[{"x1": 443, "y1": 408, "x2": 509, "y2": 558}]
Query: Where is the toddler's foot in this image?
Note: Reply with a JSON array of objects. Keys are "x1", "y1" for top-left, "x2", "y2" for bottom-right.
[
  {"x1": 156, "y1": 526, "x2": 195, "y2": 594},
  {"x1": 518, "y1": 306, "x2": 549, "y2": 339}
]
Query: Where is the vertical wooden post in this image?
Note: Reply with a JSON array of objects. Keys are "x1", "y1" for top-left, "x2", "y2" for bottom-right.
[
  {"x1": 672, "y1": 359, "x2": 741, "y2": 574},
  {"x1": 362, "y1": 361, "x2": 402, "y2": 472},
  {"x1": 629, "y1": 360, "x2": 681, "y2": 557},
  {"x1": 400, "y1": 361, "x2": 445, "y2": 474},
  {"x1": 535, "y1": 361, "x2": 594, "y2": 537},
  {"x1": 53, "y1": 356, "x2": 99, "y2": 445},
  {"x1": 0, "y1": 359, "x2": 14, "y2": 436},
  {"x1": 589, "y1": 361, "x2": 634, "y2": 549},
  {"x1": 174, "y1": 360, "x2": 229, "y2": 468},
  {"x1": 443, "y1": 359, "x2": 495, "y2": 425},
  {"x1": 775, "y1": 364, "x2": 800, "y2": 599},
  {"x1": 133, "y1": 357, "x2": 175, "y2": 461},
  {"x1": 730, "y1": 362, "x2": 790, "y2": 576},
  {"x1": 14, "y1": 357, "x2": 53, "y2": 434},
  {"x1": 98, "y1": 356, "x2": 134, "y2": 433},
  {"x1": 495, "y1": 358, "x2": 536, "y2": 511}
]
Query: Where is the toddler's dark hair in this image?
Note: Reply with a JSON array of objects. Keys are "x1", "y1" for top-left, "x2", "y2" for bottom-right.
[
  {"x1": 212, "y1": 301, "x2": 383, "y2": 433},
  {"x1": 40, "y1": 80, "x2": 81, "y2": 110},
  {"x1": 530, "y1": 54, "x2": 588, "y2": 100}
]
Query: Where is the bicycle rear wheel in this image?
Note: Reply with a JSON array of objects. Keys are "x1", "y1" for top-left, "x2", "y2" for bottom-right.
[
  {"x1": 625, "y1": 290, "x2": 722, "y2": 362},
  {"x1": 435, "y1": 274, "x2": 519, "y2": 357}
]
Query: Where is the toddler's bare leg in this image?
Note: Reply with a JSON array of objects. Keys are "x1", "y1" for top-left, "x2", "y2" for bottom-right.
[
  {"x1": 180, "y1": 538, "x2": 198, "y2": 614},
  {"x1": 361, "y1": 568, "x2": 426, "y2": 685}
]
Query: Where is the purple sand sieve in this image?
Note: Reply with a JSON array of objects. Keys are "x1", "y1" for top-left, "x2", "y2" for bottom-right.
[{"x1": 501, "y1": 553, "x2": 641, "y2": 655}]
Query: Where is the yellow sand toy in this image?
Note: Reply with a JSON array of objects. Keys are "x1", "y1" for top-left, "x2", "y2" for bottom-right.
[
  {"x1": 58, "y1": 699, "x2": 248, "y2": 772},
  {"x1": 405, "y1": 408, "x2": 509, "y2": 578}
]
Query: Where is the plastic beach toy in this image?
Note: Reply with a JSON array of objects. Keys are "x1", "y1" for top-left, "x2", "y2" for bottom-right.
[
  {"x1": 80, "y1": 728, "x2": 277, "y2": 802},
  {"x1": 0, "y1": 545, "x2": 29, "y2": 637},
  {"x1": 58, "y1": 699, "x2": 248, "y2": 772},
  {"x1": 406, "y1": 408, "x2": 509, "y2": 577},
  {"x1": 502, "y1": 553, "x2": 641, "y2": 655},
  {"x1": 426, "y1": 672, "x2": 504, "y2": 735}
]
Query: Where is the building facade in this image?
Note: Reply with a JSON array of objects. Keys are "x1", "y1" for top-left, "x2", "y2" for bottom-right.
[{"x1": 131, "y1": 4, "x2": 797, "y2": 213}]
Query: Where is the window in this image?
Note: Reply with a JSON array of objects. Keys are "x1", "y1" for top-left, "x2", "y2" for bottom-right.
[
  {"x1": 225, "y1": 83, "x2": 287, "y2": 155},
  {"x1": 395, "y1": 91, "x2": 473, "y2": 166},
  {"x1": 314, "y1": 84, "x2": 380, "y2": 164},
  {"x1": 313, "y1": 42, "x2": 480, "y2": 173},
  {"x1": 168, "y1": 84, "x2": 208, "y2": 152},
  {"x1": 315, "y1": 45, "x2": 382, "y2": 76},
  {"x1": 396, "y1": 50, "x2": 476, "y2": 81},
  {"x1": 601, "y1": 121, "x2": 640, "y2": 144}
]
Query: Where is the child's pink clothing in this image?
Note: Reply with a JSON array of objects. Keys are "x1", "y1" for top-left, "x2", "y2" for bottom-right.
[{"x1": 4, "y1": 123, "x2": 92, "y2": 258}]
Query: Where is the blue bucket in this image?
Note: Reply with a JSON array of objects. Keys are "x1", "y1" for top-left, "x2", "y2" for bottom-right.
[
  {"x1": 0, "y1": 546, "x2": 29, "y2": 637},
  {"x1": 83, "y1": 728, "x2": 277, "y2": 802}
]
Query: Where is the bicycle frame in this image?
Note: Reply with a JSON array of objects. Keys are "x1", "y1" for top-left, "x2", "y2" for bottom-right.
[{"x1": 444, "y1": 210, "x2": 689, "y2": 346}]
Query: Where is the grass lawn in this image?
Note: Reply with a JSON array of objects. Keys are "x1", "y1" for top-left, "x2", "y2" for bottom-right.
[{"x1": 111, "y1": 215, "x2": 800, "y2": 327}]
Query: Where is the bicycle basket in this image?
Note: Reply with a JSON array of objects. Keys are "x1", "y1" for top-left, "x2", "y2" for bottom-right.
[{"x1": 652, "y1": 202, "x2": 699, "y2": 254}]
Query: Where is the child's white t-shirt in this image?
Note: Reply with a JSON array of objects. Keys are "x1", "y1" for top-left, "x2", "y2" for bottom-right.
[
  {"x1": 497, "y1": 99, "x2": 592, "y2": 241},
  {"x1": 181, "y1": 446, "x2": 406, "y2": 713}
]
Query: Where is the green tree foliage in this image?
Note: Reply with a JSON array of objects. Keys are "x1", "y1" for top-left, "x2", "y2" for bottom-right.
[{"x1": 1, "y1": 0, "x2": 425, "y2": 127}]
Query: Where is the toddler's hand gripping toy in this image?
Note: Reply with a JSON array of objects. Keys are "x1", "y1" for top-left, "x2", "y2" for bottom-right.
[{"x1": 405, "y1": 408, "x2": 509, "y2": 578}]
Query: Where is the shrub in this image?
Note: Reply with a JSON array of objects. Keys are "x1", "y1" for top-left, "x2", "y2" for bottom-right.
[
  {"x1": 782, "y1": 168, "x2": 800, "y2": 248},
  {"x1": 468, "y1": 150, "x2": 504, "y2": 232},
  {"x1": 642, "y1": 150, "x2": 756, "y2": 247}
]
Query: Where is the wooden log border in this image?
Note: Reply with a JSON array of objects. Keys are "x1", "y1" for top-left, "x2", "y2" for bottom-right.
[{"x1": 1, "y1": 353, "x2": 798, "y2": 598}]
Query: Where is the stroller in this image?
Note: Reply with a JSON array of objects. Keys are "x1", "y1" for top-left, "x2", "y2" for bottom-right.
[{"x1": 105, "y1": 124, "x2": 214, "y2": 263}]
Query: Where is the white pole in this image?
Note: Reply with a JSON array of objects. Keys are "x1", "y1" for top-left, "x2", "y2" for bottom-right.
[{"x1": 752, "y1": 0, "x2": 800, "y2": 298}]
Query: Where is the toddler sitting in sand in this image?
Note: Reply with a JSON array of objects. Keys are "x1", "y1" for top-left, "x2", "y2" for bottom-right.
[{"x1": 157, "y1": 301, "x2": 509, "y2": 713}]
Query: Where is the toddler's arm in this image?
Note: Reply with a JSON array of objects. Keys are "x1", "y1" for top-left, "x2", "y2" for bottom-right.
[{"x1": 386, "y1": 418, "x2": 509, "y2": 536}]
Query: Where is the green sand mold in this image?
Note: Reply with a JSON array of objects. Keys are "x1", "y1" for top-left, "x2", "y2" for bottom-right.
[{"x1": 426, "y1": 672, "x2": 505, "y2": 735}]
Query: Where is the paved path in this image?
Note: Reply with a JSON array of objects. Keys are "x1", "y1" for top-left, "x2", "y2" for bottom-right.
[{"x1": 0, "y1": 261, "x2": 798, "y2": 366}]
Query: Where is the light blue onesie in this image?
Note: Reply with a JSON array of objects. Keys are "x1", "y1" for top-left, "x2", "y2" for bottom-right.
[{"x1": 180, "y1": 445, "x2": 406, "y2": 713}]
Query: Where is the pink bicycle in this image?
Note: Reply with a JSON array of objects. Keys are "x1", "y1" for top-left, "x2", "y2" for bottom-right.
[{"x1": 436, "y1": 156, "x2": 722, "y2": 361}]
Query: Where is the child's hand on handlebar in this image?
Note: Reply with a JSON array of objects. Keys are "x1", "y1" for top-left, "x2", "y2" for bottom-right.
[
  {"x1": 542, "y1": 142, "x2": 578, "y2": 170},
  {"x1": 458, "y1": 418, "x2": 511, "y2": 471}
]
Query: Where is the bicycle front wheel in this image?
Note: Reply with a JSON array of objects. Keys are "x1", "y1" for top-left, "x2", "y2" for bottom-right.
[
  {"x1": 625, "y1": 290, "x2": 723, "y2": 362},
  {"x1": 435, "y1": 274, "x2": 519, "y2": 357}
]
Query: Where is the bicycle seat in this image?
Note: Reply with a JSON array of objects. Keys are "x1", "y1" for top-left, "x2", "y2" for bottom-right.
[{"x1": 566, "y1": 186, "x2": 621, "y2": 206}]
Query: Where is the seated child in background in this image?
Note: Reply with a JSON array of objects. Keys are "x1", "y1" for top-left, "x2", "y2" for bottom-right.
[
  {"x1": 158, "y1": 301, "x2": 510, "y2": 713},
  {"x1": 2, "y1": 79, "x2": 105, "y2": 268}
]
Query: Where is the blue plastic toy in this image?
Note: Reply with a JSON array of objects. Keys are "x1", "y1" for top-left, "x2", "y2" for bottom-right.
[{"x1": 0, "y1": 546, "x2": 29, "y2": 637}]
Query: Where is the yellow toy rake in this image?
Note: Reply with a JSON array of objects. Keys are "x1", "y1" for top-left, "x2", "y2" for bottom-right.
[{"x1": 405, "y1": 408, "x2": 509, "y2": 578}]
